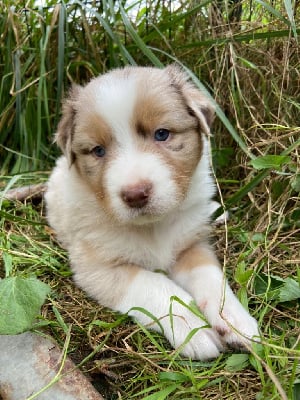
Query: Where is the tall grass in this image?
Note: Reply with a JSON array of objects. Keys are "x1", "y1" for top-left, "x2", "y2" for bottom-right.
[
  {"x1": 0, "y1": 1, "x2": 299, "y2": 399},
  {"x1": 0, "y1": 0, "x2": 299, "y2": 174}
]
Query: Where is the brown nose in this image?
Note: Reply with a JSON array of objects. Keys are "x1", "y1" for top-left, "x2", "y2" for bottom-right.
[{"x1": 121, "y1": 182, "x2": 152, "y2": 208}]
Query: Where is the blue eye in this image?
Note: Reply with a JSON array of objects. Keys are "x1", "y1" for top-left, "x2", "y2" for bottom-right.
[
  {"x1": 92, "y1": 146, "x2": 106, "y2": 157},
  {"x1": 154, "y1": 128, "x2": 170, "y2": 142}
]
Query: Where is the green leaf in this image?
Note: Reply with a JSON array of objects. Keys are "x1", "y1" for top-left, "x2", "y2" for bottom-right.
[
  {"x1": 225, "y1": 354, "x2": 249, "y2": 371},
  {"x1": 2, "y1": 252, "x2": 13, "y2": 277},
  {"x1": 250, "y1": 155, "x2": 291, "y2": 170},
  {"x1": 235, "y1": 262, "x2": 254, "y2": 286},
  {"x1": 0, "y1": 277, "x2": 51, "y2": 335},
  {"x1": 253, "y1": 273, "x2": 284, "y2": 301},
  {"x1": 237, "y1": 287, "x2": 249, "y2": 310},
  {"x1": 279, "y1": 278, "x2": 300, "y2": 302}
]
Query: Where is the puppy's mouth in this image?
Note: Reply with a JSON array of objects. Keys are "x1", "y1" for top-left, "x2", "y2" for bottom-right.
[
  {"x1": 121, "y1": 203, "x2": 168, "y2": 225},
  {"x1": 110, "y1": 195, "x2": 177, "y2": 226}
]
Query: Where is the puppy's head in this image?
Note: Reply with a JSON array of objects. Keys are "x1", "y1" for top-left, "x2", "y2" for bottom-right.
[{"x1": 56, "y1": 65, "x2": 214, "y2": 224}]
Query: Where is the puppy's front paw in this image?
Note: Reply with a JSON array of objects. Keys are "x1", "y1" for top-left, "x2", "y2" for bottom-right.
[
  {"x1": 202, "y1": 292, "x2": 259, "y2": 350},
  {"x1": 184, "y1": 265, "x2": 259, "y2": 350},
  {"x1": 163, "y1": 311, "x2": 225, "y2": 360}
]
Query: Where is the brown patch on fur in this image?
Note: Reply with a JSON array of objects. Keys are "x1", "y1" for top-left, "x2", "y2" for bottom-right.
[
  {"x1": 173, "y1": 244, "x2": 220, "y2": 274},
  {"x1": 166, "y1": 64, "x2": 215, "y2": 135},
  {"x1": 199, "y1": 105, "x2": 215, "y2": 128},
  {"x1": 56, "y1": 85, "x2": 81, "y2": 165},
  {"x1": 215, "y1": 326, "x2": 228, "y2": 337},
  {"x1": 165, "y1": 142, "x2": 184, "y2": 152},
  {"x1": 160, "y1": 133, "x2": 202, "y2": 197},
  {"x1": 131, "y1": 72, "x2": 204, "y2": 199},
  {"x1": 70, "y1": 240, "x2": 140, "y2": 307},
  {"x1": 70, "y1": 106, "x2": 114, "y2": 205},
  {"x1": 74, "y1": 112, "x2": 113, "y2": 154}
]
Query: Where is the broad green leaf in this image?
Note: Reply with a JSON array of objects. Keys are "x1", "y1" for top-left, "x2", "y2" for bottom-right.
[
  {"x1": 225, "y1": 354, "x2": 249, "y2": 371},
  {"x1": 279, "y1": 278, "x2": 300, "y2": 302},
  {"x1": 253, "y1": 273, "x2": 284, "y2": 301},
  {"x1": 250, "y1": 155, "x2": 291, "y2": 170},
  {"x1": 0, "y1": 277, "x2": 51, "y2": 335}
]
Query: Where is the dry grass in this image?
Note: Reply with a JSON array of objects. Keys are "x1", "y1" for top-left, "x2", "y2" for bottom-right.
[{"x1": 1, "y1": 171, "x2": 299, "y2": 399}]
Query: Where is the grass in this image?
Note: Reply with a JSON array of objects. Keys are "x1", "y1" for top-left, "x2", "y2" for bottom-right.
[{"x1": 0, "y1": 0, "x2": 300, "y2": 399}]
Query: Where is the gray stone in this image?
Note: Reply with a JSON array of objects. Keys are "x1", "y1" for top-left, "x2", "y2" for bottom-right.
[{"x1": 0, "y1": 332, "x2": 104, "y2": 400}]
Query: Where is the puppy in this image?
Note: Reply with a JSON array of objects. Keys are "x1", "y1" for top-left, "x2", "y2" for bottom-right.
[{"x1": 46, "y1": 65, "x2": 259, "y2": 360}]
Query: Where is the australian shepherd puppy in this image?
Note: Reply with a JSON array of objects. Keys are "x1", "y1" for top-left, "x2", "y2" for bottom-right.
[{"x1": 46, "y1": 65, "x2": 259, "y2": 360}]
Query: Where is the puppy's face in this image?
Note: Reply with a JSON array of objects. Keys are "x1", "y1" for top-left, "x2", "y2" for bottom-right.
[{"x1": 56, "y1": 66, "x2": 214, "y2": 224}]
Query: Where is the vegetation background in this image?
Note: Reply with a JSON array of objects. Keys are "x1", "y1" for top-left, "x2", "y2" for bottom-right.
[{"x1": 0, "y1": 0, "x2": 299, "y2": 399}]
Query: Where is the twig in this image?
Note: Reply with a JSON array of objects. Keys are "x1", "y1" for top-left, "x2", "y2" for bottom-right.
[{"x1": 1, "y1": 183, "x2": 47, "y2": 201}]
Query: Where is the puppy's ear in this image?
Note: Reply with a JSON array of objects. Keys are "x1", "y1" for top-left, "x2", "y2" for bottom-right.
[
  {"x1": 166, "y1": 64, "x2": 215, "y2": 136},
  {"x1": 55, "y1": 84, "x2": 81, "y2": 165}
]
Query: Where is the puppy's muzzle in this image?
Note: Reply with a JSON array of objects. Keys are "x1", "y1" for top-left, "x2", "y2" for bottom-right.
[{"x1": 121, "y1": 181, "x2": 152, "y2": 209}]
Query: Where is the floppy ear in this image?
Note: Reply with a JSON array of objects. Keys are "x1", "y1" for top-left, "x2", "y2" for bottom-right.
[
  {"x1": 166, "y1": 64, "x2": 215, "y2": 136},
  {"x1": 55, "y1": 84, "x2": 81, "y2": 165}
]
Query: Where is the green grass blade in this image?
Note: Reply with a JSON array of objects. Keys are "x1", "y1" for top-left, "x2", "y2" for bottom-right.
[
  {"x1": 284, "y1": 0, "x2": 298, "y2": 39},
  {"x1": 56, "y1": 3, "x2": 65, "y2": 121},
  {"x1": 119, "y1": 3, "x2": 163, "y2": 67},
  {"x1": 253, "y1": 0, "x2": 290, "y2": 26},
  {"x1": 179, "y1": 29, "x2": 300, "y2": 49},
  {"x1": 74, "y1": 0, "x2": 136, "y2": 66}
]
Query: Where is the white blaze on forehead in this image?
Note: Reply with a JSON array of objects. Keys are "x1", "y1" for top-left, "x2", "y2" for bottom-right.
[
  {"x1": 105, "y1": 149, "x2": 179, "y2": 223},
  {"x1": 89, "y1": 73, "x2": 138, "y2": 147},
  {"x1": 81, "y1": 70, "x2": 181, "y2": 223}
]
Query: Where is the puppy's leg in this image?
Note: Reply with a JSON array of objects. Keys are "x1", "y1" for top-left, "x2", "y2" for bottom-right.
[
  {"x1": 69, "y1": 245, "x2": 224, "y2": 360},
  {"x1": 171, "y1": 244, "x2": 259, "y2": 349}
]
